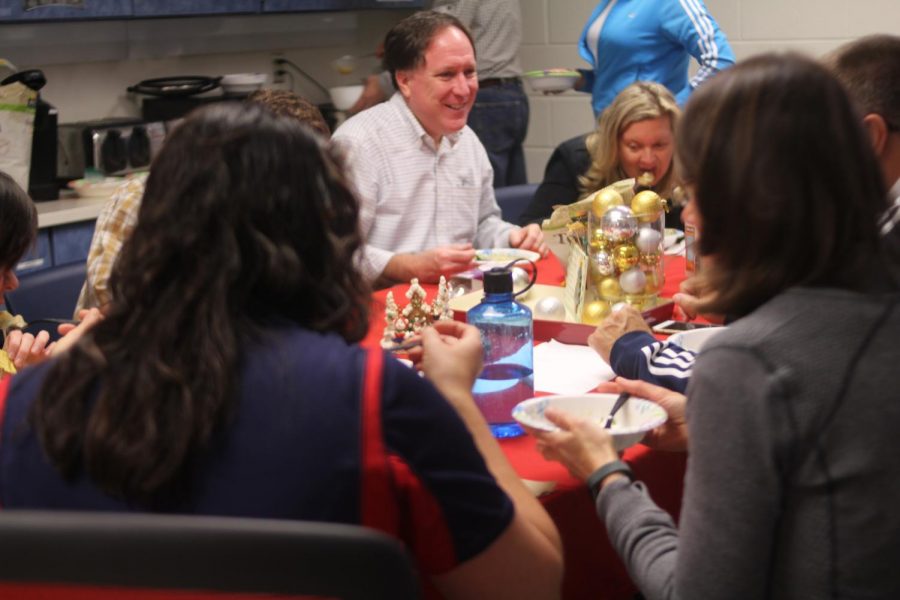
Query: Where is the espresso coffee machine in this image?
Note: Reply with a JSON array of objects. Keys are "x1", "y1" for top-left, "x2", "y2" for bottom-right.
[
  {"x1": 0, "y1": 69, "x2": 58, "y2": 201},
  {"x1": 29, "y1": 96, "x2": 58, "y2": 201}
]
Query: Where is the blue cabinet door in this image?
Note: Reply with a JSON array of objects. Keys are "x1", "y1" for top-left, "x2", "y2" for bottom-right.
[
  {"x1": 0, "y1": 0, "x2": 131, "y2": 22},
  {"x1": 50, "y1": 221, "x2": 96, "y2": 267},
  {"x1": 14, "y1": 230, "x2": 52, "y2": 275},
  {"x1": 263, "y1": 0, "x2": 422, "y2": 12},
  {"x1": 132, "y1": 0, "x2": 261, "y2": 17}
]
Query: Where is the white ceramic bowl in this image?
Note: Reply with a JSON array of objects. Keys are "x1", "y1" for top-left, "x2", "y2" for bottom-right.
[
  {"x1": 524, "y1": 69, "x2": 580, "y2": 93},
  {"x1": 220, "y1": 73, "x2": 267, "y2": 95},
  {"x1": 668, "y1": 326, "x2": 726, "y2": 352},
  {"x1": 513, "y1": 393, "x2": 667, "y2": 451},
  {"x1": 329, "y1": 84, "x2": 364, "y2": 111}
]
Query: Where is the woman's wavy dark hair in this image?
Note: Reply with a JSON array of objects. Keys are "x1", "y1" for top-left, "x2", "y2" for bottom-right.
[
  {"x1": 677, "y1": 53, "x2": 890, "y2": 317},
  {"x1": 0, "y1": 170, "x2": 37, "y2": 271},
  {"x1": 33, "y1": 103, "x2": 369, "y2": 502}
]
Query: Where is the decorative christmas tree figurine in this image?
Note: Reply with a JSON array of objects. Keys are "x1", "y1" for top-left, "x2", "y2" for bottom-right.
[
  {"x1": 381, "y1": 278, "x2": 457, "y2": 345},
  {"x1": 402, "y1": 278, "x2": 431, "y2": 334},
  {"x1": 432, "y1": 276, "x2": 453, "y2": 321},
  {"x1": 381, "y1": 291, "x2": 401, "y2": 347}
]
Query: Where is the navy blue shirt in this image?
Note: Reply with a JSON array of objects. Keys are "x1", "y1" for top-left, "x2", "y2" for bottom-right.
[{"x1": 0, "y1": 326, "x2": 513, "y2": 574}]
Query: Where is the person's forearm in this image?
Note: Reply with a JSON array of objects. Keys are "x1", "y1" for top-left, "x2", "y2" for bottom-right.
[
  {"x1": 441, "y1": 387, "x2": 562, "y2": 552},
  {"x1": 381, "y1": 253, "x2": 421, "y2": 284}
]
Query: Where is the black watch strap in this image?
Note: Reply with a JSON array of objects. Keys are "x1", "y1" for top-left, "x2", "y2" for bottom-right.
[{"x1": 587, "y1": 460, "x2": 634, "y2": 500}]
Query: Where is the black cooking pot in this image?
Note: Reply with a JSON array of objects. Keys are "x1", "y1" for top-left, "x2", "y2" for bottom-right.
[
  {"x1": 127, "y1": 76, "x2": 222, "y2": 97},
  {"x1": 1, "y1": 69, "x2": 46, "y2": 91}
]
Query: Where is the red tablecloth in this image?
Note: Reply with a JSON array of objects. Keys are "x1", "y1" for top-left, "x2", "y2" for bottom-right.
[{"x1": 367, "y1": 255, "x2": 690, "y2": 600}]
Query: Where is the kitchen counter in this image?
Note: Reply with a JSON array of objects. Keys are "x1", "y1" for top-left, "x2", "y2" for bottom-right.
[{"x1": 35, "y1": 196, "x2": 108, "y2": 228}]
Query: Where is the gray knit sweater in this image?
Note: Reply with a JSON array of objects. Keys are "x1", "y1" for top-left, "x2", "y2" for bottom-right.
[{"x1": 598, "y1": 286, "x2": 900, "y2": 599}]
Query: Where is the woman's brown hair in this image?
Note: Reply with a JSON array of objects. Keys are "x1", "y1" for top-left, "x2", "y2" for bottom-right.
[
  {"x1": 678, "y1": 53, "x2": 890, "y2": 317},
  {"x1": 33, "y1": 103, "x2": 369, "y2": 503}
]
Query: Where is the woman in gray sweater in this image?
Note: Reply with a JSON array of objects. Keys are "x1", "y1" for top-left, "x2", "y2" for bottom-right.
[{"x1": 531, "y1": 53, "x2": 900, "y2": 599}]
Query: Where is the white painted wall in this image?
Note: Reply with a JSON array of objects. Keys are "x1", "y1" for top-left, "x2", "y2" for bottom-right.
[
  {"x1": 519, "y1": 0, "x2": 900, "y2": 183},
  {"x1": 4, "y1": 1, "x2": 900, "y2": 179}
]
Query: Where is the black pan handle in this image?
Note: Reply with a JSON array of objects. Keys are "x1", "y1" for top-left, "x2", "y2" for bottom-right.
[{"x1": 127, "y1": 76, "x2": 222, "y2": 97}]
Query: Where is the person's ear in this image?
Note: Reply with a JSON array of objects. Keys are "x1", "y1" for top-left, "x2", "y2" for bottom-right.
[
  {"x1": 395, "y1": 69, "x2": 413, "y2": 99},
  {"x1": 862, "y1": 113, "x2": 889, "y2": 156}
]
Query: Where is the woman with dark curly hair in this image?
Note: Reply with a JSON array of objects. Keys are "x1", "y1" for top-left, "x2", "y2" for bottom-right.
[{"x1": 0, "y1": 103, "x2": 562, "y2": 599}]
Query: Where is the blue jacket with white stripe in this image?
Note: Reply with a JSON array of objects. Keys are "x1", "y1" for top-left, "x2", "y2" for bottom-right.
[
  {"x1": 610, "y1": 331, "x2": 694, "y2": 393},
  {"x1": 578, "y1": 0, "x2": 735, "y2": 115}
]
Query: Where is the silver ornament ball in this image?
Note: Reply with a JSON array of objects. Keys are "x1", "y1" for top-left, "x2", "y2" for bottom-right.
[
  {"x1": 635, "y1": 227, "x2": 663, "y2": 254},
  {"x1": 590, "y1": 250, "x2": 615, "y2": 279},
  {"x1": 619, "y1": 268, "x2": 647, "y2": 295},
  {"x1": 535, "y1": 296, "x2": 566, "y2": 321},
  {"x1": 600, "y1": 206, "x2": 639, "y2": 243},
  {"x1": 511, "y1": 267, "x2": 532, "y2": 297}
]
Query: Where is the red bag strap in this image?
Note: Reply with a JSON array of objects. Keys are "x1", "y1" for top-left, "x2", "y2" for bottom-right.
[
  {"x1": 0, "y1": 374, "x2": 10, "y2": 444},
  {"x1": 359, "y1": 344, "x2": 399, "y2": 535}
]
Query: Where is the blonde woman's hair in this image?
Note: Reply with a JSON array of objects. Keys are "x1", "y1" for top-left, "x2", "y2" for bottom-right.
[{"x1": 579, "y1": 81, "x2": 680, "y2": 199}]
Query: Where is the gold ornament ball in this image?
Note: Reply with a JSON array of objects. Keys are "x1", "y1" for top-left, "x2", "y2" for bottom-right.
[
  {"x1": 640, "y1": 252, "x2": 662, "y2": 267},
  {"x1": 597, "y1": 276, "x2": 623, "y2": 301},
  {"x1": 642, "y1": 295, "x2": 660, "y2": 310},
  {"x1": 624, "y1": 294, "x2": 645, "y2": 307},
  {"x1": 591, "y1": 188, "x2": 625, "y2": 219},
  {"x1": 582, "y1": 300, "x2": 611, "y2": 325},
  {"x1": 590, "y1": 227, "x2": 610, "y2": 252},
  {"x1": 588, "y1": 227, "x2": 610, "y2": 252},
  {"x1": 614, "y1": 244, "x2": 640, "y2": 271},
  {"x1": 631, "y1": 190, "x2": 664, "y2": 222}
]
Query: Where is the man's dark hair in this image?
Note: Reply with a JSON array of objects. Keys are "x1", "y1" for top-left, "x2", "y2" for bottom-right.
[
  {"x1": 827, "y1": 34, "x2": 900, "y2": 132},
  {"x1": 382, "y1": 10, "x2": 475, "y2": 88}
]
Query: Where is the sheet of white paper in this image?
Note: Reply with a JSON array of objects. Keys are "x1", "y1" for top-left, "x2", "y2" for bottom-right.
[{"x1": 533, "y1": 339, "x2": 615, "y2": 395}]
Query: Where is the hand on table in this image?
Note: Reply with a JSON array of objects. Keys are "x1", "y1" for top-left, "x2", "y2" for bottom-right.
[
  {"x1": 52, "y1": 308, "x2": 104, "y2": 355},
  {"x1": 509, "y1": 224, "x2": 548, "y2": 257},
  {"x1": 408, "y1": 320, "x2": 483, "y2": 408},
  {"x1": 4, "y1": 328, "x2": 52, "y2": 370},
  {"x1": 587, "y1": 305, "x2": 651, "y2": 364},
  {"x1": 385, "y1": 244, "x2": 476, "y2": 284},
  {"x1": 673, "y1": 275, "x2": 725, "y2": 323},
  {"x1": 3, "y1": 308, "x2": 104, "y2": 369}
]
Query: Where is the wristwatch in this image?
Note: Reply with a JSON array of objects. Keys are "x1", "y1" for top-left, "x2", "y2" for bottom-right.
[{"x1": 586, "y1": 460, "x2": 634, "y2": 500}]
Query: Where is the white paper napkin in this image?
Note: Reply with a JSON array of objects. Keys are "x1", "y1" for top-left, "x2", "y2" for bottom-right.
[{"x1": 533, "y1": 339, "x2": 615, "y2": 395}]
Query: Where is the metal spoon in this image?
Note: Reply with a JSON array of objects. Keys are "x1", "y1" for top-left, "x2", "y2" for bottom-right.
[{"x1": 603, "y1": 392, "x2": 630, "y2": 429}]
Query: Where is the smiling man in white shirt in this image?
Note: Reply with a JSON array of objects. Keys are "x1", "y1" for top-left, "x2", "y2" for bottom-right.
[{"x1": 333, "y1": 11, "x2": 545, "y2": 286}]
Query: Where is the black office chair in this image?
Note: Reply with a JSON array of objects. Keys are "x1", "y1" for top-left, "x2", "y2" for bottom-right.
[
  {"x1": 494, "y1": 183, "x2": 539, "y2": 225},
  {"x1": 0, "y1": 511, "x2": 419, "y2": 599},
  {"x1": 3, "y1": 262, "x2": 87, "y2": 339}
]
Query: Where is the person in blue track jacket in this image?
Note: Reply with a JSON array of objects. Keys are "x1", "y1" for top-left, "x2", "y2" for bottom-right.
[{"x1": 577, "y1": 0, "x2": 735, "y2": 116}]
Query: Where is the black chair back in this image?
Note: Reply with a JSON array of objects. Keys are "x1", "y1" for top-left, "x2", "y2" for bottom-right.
[
  {"x1": 494, "y1": 183, "x2": 538, "y2": 224},
  {"x1": 0, "y1": 510, "x2": 419, "y2": 599}
]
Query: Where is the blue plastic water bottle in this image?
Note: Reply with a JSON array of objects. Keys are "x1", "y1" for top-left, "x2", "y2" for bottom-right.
[{"x1": 468, "y1": 265, "x2": 535, "y2": 438}]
